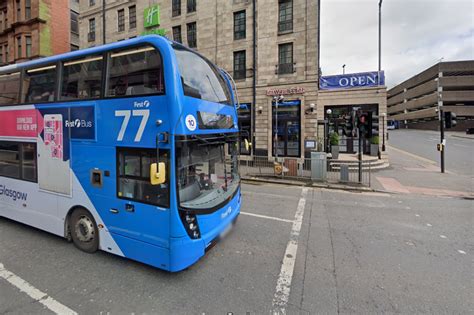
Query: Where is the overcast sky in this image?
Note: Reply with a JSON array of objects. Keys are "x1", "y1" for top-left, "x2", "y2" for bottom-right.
[{"x1": 320, "y1": 0, "x2": 474, "y2": 88}]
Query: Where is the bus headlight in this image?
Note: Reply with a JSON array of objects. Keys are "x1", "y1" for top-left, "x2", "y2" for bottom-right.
[{"x1": 180, "y1": 212, "x2": 201, "y2": 239}]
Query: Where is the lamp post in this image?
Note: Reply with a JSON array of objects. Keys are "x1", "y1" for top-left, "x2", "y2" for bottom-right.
[
  {"x1": 381, "y1": 113, "x2": 386, "y2": 151},
  {"x1": 435, "y1": 77, "x2": 445, "y2": 173},
  {"x1": 325, "y1": 108, "x2": 332, "y2": 153},
  {"x1": 273, "y1": 95, "x2": 284, "y2": 159},
  {"x1": 378, "y1": 0, "x2": 383, "y2": 85},
  {"x1": 342, "y1": 64, "x2": 346, "y2": 74}
]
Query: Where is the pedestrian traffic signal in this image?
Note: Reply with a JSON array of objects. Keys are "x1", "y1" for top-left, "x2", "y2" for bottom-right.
[
  {"x1": 444, "y1": 112, "x2": 457, "y2": 129},
  {"x1": 343, "y1": 115, "x2": 354, "y2": 137}
]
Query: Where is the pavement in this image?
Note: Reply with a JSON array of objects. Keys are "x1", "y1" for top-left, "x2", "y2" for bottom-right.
[
  {"x1": 1, "y1": 180, "x2": 473, "y2": 314},
  {"x1": 371, "y1": 130, "x2": 473, "y2": 198}
]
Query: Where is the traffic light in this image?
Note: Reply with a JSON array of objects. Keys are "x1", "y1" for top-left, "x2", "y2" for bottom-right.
[
  {"x1": 444, "y1": 112, "x2": 457, "y2": 129},
  {"x1": 343, "y1": 115, "x2": 354, "y2": 137},
  {"x1": 358, "y1": 113, "x2": 369, "y2": 135}
]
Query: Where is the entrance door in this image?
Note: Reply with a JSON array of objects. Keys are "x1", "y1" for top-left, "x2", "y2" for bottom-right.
[{"x1": 272, "y1": 100, "x2": 301, "y2": 157}]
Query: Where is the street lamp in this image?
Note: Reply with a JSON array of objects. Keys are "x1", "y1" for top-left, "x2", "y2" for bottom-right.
[
  {"x1": 381, "y1": 112, "x2": 386, "y2": 151},
  {"x1": 342, "y1": 64, "x2": 346, "y2": 74},
  {"x1": 378, "y1": 0, "x2": 383, "y2": 85},
  {"x1": 325, "y1": 108, "x2": 332, "y2": 153},
  {"x1": 273, "y1": 95, "x2": 284, "y2": 159}
]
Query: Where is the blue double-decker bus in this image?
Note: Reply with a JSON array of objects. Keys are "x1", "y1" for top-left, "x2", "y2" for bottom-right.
[{"x1": 0, "y1": 35, "x2": 241, "y2": 272}]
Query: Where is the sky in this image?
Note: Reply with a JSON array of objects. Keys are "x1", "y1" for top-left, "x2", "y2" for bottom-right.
[{"x1": 320, "y1": 0, "x2": 474, "y2": 88}]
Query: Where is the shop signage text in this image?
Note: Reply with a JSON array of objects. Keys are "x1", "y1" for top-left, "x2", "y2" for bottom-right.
[
  {"x1": 320, "y1": 71, "x2": 385, "y2": 90},
  {"x1": 266, "y1": 87, "x2": 305, "y2": 96}
]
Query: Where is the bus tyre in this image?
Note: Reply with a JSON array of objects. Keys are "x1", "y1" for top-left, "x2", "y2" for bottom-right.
[{"x1": 70, "y1": 208, "x2": 99, "y2": 253}]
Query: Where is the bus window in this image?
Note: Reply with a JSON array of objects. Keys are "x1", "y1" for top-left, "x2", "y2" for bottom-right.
[
  {"x1": 22, "y1": 143, "x2": 37, "y2": 182},
  {"x1": 117, "y1": 148, "x2": 169, "y2": 207},
  {"x1": 0, "y1": 141, "x2": 37, "y2": 182},
  {"x1": 0, "y1": 142, "x2": 20, "y2": 179},
  {"x1": 0, "y1": 72, "x2": 21, "y2": 106},
  {"x1": 107, "y1": 46, "x2": 164, "y2": 97},
  {"x1": 23, "y1": 65, "x2": 57, "y2": 103},
  {"x1": 61, "y1": 55, "x2": 103, "y2": 100},
  {"x1": 173, "y1": 44, "x2": 230, "y2": 105}
]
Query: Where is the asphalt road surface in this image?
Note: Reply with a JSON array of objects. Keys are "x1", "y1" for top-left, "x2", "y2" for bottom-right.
[
  {"x1": 0, "y1": 182, "x2": 472, "y2": 314},
  {"x1": 387, "y1": 129, "x2": 473, "y2": 176}
]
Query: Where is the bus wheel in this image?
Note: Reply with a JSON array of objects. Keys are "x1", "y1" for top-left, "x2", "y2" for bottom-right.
[{"x1": 70, "y1": 208, "x2": 99, "y2": 253}]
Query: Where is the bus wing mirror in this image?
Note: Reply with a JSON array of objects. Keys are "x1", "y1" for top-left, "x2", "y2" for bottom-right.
[
  {"x1": 150, "y1": 162, "x2": 166, "y2": 185},
  {"x1": 244, "y1": 138, "x2": 252, "y2": 151}
]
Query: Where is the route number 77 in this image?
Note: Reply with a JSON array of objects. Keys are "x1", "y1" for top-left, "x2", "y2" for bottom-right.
[{"x1": 115, "y1": 110, "x2": 150, "y2": 142}]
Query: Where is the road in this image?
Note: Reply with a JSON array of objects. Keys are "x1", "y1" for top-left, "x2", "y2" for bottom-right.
[
  {"x1": 387, "y1": 129, "x2": 473, "y2": 176},
  {"x1": 1, "y1": 182, "x2": 472, "y2": 314}
]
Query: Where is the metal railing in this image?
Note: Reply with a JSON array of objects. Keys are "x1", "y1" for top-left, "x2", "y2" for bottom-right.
[{"x1": 239, "y1": 155, "x2": 372, "y2": 186}]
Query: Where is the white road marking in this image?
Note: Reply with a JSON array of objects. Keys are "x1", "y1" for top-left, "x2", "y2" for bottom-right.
[
  {"x1": 240, "y1": 211, "x2": 294, "y2": 223},
  {"x1": 0, "y1": 263, "x2": 77, "y2": 315},
  {"x1": 272, "y1": 187, "x2": 309, "y2": 315},
  {"x1": 426, "y1": 223, "x2": 432, "y2": 227},
  {"x1": 415, "y1": 214, "x2": 420, "y2": 217},
  {"x1": 458, "y1": 250, "x2": 467, "y2": 255},
  {"x1": 440, "y1": 235, "x2": 447, "y2": 239}
]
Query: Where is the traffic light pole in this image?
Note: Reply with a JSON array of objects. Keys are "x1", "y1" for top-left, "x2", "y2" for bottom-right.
[
  {"x1": 437, "y1": 75, "x2": 445, "y2": 174},
  {"x1": 439, "y1": 107, "x2": 445, "y2": 173}
]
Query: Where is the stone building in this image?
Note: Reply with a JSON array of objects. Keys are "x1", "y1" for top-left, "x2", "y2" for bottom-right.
[
  {"x1": 388, "y1": 60, "x2": 474, "y2": 131},
  {"x1": 0, "y1": 0, "x2": 79, "y2": 65},
  {"x1": 79, "y1": 0, "x2": 319, "y2": 158}
]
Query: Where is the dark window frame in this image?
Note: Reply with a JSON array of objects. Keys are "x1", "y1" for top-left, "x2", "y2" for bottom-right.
[
  {"x1": 116, "y1": 147, "x2": 170, "y2": 208},
  {"x1": 129, "y1": 5, "x2": 137, "y2": 29},
  {"x1": 233, "y1": 50, "x2": 246, "y2": 80},
  {"x1": 187, "y1": 0, "x2": 196, "y2": 13},
  {"x1": 25, "y1": 35, "x2": 31, "y2": 58},
  {"x1": 172, "y1": 0, "x2": 181, "y2": 17},
  {"x1": 233, "y1": 10, "x2": 246, "y2": 40},
  {"x1": 278, "y1": 42, "x2": 294, "y2": 75},
  {"x1": 278, "y1": 0, "x2": 293, "y2": 33},
  {"x1": 186, "y1": 22, "x2": 197, "y2": 48},
  {"x1": 70, "y1": 10, "x2": 79, "y2": 34},
  {"x1": 88, "y1": 18, "x2": 96, "y2": 42},
  {"x1": 117, "y1": 9, "x2": 125, "y2": 32},
  {"x1": 172, "y1": 25, "x2": 182, "y2": 43},
  {"x1": 0, "y1": 141, "x2": 38, "y2": 183}
]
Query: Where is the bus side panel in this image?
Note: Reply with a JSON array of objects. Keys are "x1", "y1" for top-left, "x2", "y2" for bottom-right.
[{"x1": 0, "y1": 177, "x2": 62, "y2": 236}]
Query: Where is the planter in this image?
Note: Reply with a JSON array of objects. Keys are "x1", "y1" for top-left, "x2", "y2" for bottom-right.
[
  {"x1": 370, "y1": 143, "x2": 379, "y2": 156},
  {"x1": 331, "y1": 145, "x2": 339, "y2": 160}
]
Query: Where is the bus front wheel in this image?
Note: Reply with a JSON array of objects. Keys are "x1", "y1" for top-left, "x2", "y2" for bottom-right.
[{"x1": 70, "y1": 208, "x2": 99, "y2": 253}]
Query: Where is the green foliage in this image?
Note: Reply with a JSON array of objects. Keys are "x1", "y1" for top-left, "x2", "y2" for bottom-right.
[
  {"x1": 370, "y1": 135, "x2": 380, "y2": 144},
  {"x1": 329, "y1": 132, "x2": 339, "y2": 146}
]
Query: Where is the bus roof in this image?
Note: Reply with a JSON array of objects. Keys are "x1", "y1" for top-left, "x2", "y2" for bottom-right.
[{"x1": 0, "y1": 35, "x2": 172, "y2": 75}]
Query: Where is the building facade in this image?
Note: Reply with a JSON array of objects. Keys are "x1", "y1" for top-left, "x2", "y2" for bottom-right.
[
  {"x1": 388, "y1": 60, "x2": 474, "y2": 131},
  {"x1": 79, "y1": 0, "x2": 319, "y2": 158},
  {"x1": 0, "y1": 0, "x2": 79, "y2": 65}
]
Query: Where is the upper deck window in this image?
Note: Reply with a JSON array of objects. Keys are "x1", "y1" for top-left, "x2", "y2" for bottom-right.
[
  {"x1": 173, "y1": 44, "x2": 231, "y2": 105},
  {"x1": 61, "y1": 55, "x2": 103, "y2": 100},
  {"x1": 0, "y1": 72, "x2": 20, "y2": 105},
  {"x1": 23, "y1": 65, "x2": 57, "y2": 103},
  {"x1": 106, "y1": 46, "x2": 164, "y2": 97}
]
